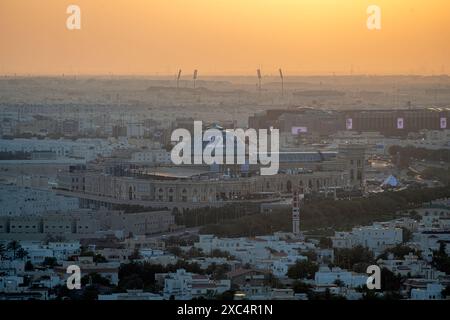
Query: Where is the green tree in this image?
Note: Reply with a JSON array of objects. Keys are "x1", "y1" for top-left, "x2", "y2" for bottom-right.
[
  {"x1": 377, "y1": 245, "x2": 419, "y2": 260},
  {"x1": 0, "y1": 243, "x2": 6, "y2": 259},
  {"x1": 402, "y1": 228, "x2": 413, "y2": 243},
  {"x1": 16, "y1": 248, "x2": 28, "y2": 260},
  {"x1": 25, "y1": 260, "x2": 34, "y2": 271},
  {"x1": 7, "y1": 240, "x2": 21, "y2": 259},
  {"x1": 43, "y1": 257, "x2": 58, "y2": 268},
  {"x1": 210, "y1": 249, "x2": 233, "y2": 259},
  {"x1": 442, "y1": 285, "x2": 450, "y2": 298},
  {"x1": 129, "y1": 248, "x2": 141, "y2": 261},
  {"x1": 167, "y1": 246, "x2": 182, "y2": 257},
  {"x1": 432, "y1": 242, "x2": 450, "y2": 274},
  {"x1": 82, "y1": 286, "x2": 99, "y2": 300},
  {"x1": 205, "y1": 263, "x2": 230, "y2": 280},
  {"x1": 319, "y1": 237, "x2": 332, "y2": 249},
  {"x1": 334, "y1": 246, "x2": 374, "y2": 271},
  {"x1": 301, "y1": 250, "x2": 318, "y2": 262},
  {"x1": 381, "y1": 268, "x2": 403, "y2": 291},
  {"x1": 121, "y1": 274, "x2": 144, "y2": 290},
  {"x1": 185, "y1": 247, "x2": 203, "y2": 258},
  {"x1": 334, "y1": 279, "x2": 345, "y2": 287},
  {"x1": 292, "y1": 280, "x2": 312, "y2": 294},
  {"x1": 81, "y1": 273, "x2": 111, "y2": 286},
  {"x1": 287, "y1": 260, "x2": 318, "y2": 280},
  {"x1": 93, "y1": 254, "x2": 107, "y2": 263}
]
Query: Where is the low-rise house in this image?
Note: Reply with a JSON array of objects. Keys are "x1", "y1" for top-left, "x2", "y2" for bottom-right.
[
  {"x1": 410, "y1": 283, "x2": 444, "y2": 300},
  {"x1": 0, "y1": 275, "x2": 24, "y2": 293},
  {"x1": 122, "y1": 236, "x2": 165, "y2": 251},
  {"x1": 55, "y1": 256, "x2": 120, "y2": 285},
  {"x1": 271, "y1": 255, "x2": 307, "y2": 278},
  {"x1": 332, "y1": 223, "x2": 403, "y2": 255},
  {"x1": 195, "y1": 234, "x2": 315, "y2": 266},
  {"x1": 97, "y1": 247, "x2": 132, "y2": 263},
  {"x1": 377, "y1": 253, "x2": 445, "y2": 279},
  {"x1": 188, "y1": 257, "x2": 240, "y2": 271},
  {"x1": 316, "y1": 249, "x2": 334, "y2": 264},
  {"x1": 417, "y1": 203, "x2": 450, "y2": 229},
  {"x1": 270, "y1": 288, "x2": 296, "y2": 300},
  {"x1": 0, "y1": 259, "x2": 25, "y2": 275},
  {"x1": 47, "y1": 242, "x2": 81, "y2": 260},
  {"x1": 143, "y1": 254, "x2": 178, "y2": 266},
  {"x1": 314, "y1": 267, "x2": 367, "y2": 288},
  {"x1": 22, "y1": 246, "x2": 54, "y2": 265},
  {"x1": 226, "y1": 268, "x2": 271, "y2": 299},
  {"x1": 414, "y1": 230, "x2": 450, "y2": 261},
  {"x1": 160, "y1": 269, "x2": 231, "y2": 300},
  {"x1": 30, "y1": 274, "x2": 60, "y2": 289}
]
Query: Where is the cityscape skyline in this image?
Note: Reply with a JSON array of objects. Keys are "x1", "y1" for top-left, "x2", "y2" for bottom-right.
[{"x1": 1, "y1": 0, "x2": 450, "y2": 307}]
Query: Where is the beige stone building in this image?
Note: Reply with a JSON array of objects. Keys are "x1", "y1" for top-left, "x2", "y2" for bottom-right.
[{"x1": 55, "y1": 145, "x2": 365, "y2": 211}]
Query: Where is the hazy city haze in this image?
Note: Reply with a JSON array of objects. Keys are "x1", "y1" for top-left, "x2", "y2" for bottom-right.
[{"x1": 1, "y1": 0, "x2": 450, "y2": 75}]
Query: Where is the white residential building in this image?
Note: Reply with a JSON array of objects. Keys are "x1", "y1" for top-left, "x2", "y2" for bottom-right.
[
  {"x1": 271, "y1": 255, "x2": 308, "y2": 278},
  {"x1": 314, "y1": 267, "x2": 368, "y2": 288},
  {"x1": 377, "y1": 253, "x2": 445, "y2": 279},
  {"x1": 195, "y1": 234, "x2": 315, "y2": 266},
  {"x1": 20, "y1": 242, "x2": 54, "y2": 264},
  {"x1": 414, "y1": 230, "x2": 450, "y2": 261},
  {"x1": 188, "y1": 257, "x2": 240, "y2": 271},
  {"x1": 47, "y1": 242, "x2": 81, "y2": 260},
  {"x1": 410, "y1": 283, "x2": 444, "y2": 300},
  {"x1": 161, "y1": 269, "x2": 230, "y2": 300},
  {"x1": 14, "y1": 242, "x2": 80, "y2": 264},
  {"x1": 56, "y1": 257, "x2": 120, "y2": 286},
  {"x1": 0, "y1": 275, "x2": 24, "y2": 293},
  {"x1": 0, "y1": 185, "x2": 79, "y2": 216},
  {"x1": 417, "y1": 204, "x2": 450, "y2": 230},
  {"x1": 0, "y1": 259, "x2": 25, "y2": 275},
  {"x1": 131, "y1": 149, "x2": 171, "y2": 164},
  {"x1": 162, "y1": 269, "x2": 195, "y2": 300},
  {"x1": 0, "y1": 138, "x2": 116, "y2": 161},
  {"x1": 332, "y1": 223, "x2": 403, "y2": 254}
]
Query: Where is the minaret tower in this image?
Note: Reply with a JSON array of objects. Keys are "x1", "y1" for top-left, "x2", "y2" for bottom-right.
[{"x1": 292, "y1": 189, "x2": 300, "y2": 236}]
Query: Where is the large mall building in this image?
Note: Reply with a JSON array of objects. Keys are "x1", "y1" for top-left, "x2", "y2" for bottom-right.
[{"x1": 55, "y1": 144, "x2": 366, "y2": 211}]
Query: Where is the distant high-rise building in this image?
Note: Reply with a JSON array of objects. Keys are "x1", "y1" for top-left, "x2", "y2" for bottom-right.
[
  {"x1": 292, "y1": 190, "x2": 300, "y2": 236},
  {"x1": 249, "y1": 107, "x2": 450, "y2": 137}
]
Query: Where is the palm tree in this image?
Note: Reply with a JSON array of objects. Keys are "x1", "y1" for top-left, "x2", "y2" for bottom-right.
[
  {"x1": 334, "y1": 279, "x2": 345, "y2": 288},
  {"x1": 0, "y1": 243, "x2": 6, "y2": 259},
  {"x1": 16, "y1": 248, "x2": 28, "y2": 260},
  {"x1": 7, "y1": 240, "x2": 21, "y2": 259}
]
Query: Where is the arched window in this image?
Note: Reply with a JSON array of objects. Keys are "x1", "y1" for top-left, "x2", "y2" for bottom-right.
[
  {"x1": 128, "y1": 186, "x2": 133, "y2": 200},
  {"x1": 286, "y1": 180, "x2": 292, "y2": 193}
]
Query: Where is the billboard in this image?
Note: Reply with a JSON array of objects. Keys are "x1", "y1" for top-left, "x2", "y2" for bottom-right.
[
  {"x1": 291, "y1": 126, "x2": 308, "y2": 135},
  {"x1": 397, "y1": 118, "x2": 404, "y2": 129},
  {"x1": 441, "y1": 117, "x2": 447, "y2": 129},
  {"x1": 346, "y1": 118, "x2": 353, "y2": 130}
]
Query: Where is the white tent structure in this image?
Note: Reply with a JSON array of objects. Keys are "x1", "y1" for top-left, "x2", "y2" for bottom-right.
[{"x1": 381, "y1": 175, "x2": 399, "y2": 188}]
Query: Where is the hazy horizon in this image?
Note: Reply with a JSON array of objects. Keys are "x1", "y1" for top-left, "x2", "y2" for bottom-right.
[{"x1": 1, "y1": 0, "x2": 449, "y2": 76}]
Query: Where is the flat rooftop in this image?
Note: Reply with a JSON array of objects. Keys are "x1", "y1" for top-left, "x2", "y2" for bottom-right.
[{"x1": 141, "y1": 167, "x2": 210, "y2": 179}]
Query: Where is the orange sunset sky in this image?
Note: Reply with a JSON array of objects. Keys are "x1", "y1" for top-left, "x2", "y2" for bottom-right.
[{"x1": 0, "y1": 0, "x2": 449, "y2": 76}]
